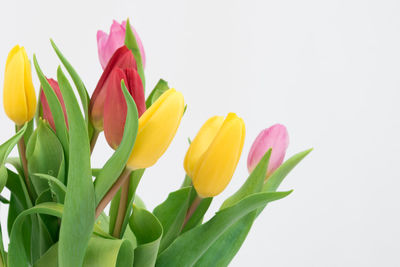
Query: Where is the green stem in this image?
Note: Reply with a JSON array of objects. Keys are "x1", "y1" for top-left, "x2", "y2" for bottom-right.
[
  {"x1": 95, "y1": 167, "x2": 131, "y2": 219},
  {"x1": 16, "y1": 124, "x2": 34, "y2": 201},
  {"x1": 112, "y1": 177, "x2": 130, "y2": 238},
  {"x1": 181, "y1": 195, "x2": 202, "y2": 230},
  {"x1": 90, "y1": 130, "x2": 100, "y2": 154}
]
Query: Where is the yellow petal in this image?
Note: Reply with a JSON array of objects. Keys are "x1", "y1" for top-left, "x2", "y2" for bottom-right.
[
  {"x1": 183, "y1": 115, "x2": 224, "y2": 177},
  {"x1": 192, "y1": 113, "x2": 245, "y2": 197},
  {"x1": 3, "y1": 46, "x2": 28, "y2": 125},
  {"x1": 21, "y1": 47, "x2": 36, "y2": 120},
  {"x1": 127, "y1": 89, "x2": 184, "y2": 170}
]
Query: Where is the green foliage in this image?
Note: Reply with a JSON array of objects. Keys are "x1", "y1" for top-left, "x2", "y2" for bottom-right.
[
  {"x1": 146, "y1": 79, "x2": 169, "y2": 108},
  {"x1": 33, "y1": 56, "x2": 69, "y2": 157},
  {"x1": 56, "y1": 67, "x2": 95, "y2": 267},
  {"x1": 0, "y1": 24, "x2": 311, "y2": 267},
  {"x1": 153, "y1": 187, "x2": 191, "y2": 252},
  {"x1": 156, "y1": 191, "x2": 292, "y2": 267},
  {"x1": 125, "y1": 19, "x2": 145, "y2": 90},
  {"x1": 0, "y1": 124, "x2": 27, "y2": 193},
  {"x1": 129, "y1": 206, "x2": 163, "y2": 267},
  {"x1": 26, "y1": 119, "x2": 65, "y2": 197}
]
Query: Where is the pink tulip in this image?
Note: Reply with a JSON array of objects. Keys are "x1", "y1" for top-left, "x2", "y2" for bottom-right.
[
  {"x1": 97, "y1": 20, "x2": 146, "y2": 70},
  {"x1": 103, "y1": 67, "x2": 146, "y2": 149},
  {"x1": 40, "y1": 78, "x2": 68, "y2": 131},
  {"x1": 247, "y1": 124, "x2": 289, "y2": 178}
]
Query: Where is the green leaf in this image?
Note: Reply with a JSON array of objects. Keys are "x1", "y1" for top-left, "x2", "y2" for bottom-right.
[
  {"x1": 153, "y1": 187, "x2": 191, "y2": 253},
  {"x1": 57, "y1": 67, "x2": 95, "y2": 267},
  {"x1": 263, "y1": 148, "x2": 313, "y2": 193},
  {"x1": 50, "y1": 39, "x2": 90, "y2": 125},
  {"x1": 33, "y1": 56, "x2": 69, "y2": 157},
  {"x1": 34, "y1": 235, "x2": 134, "y2": 267},
  {"x1": 26, "y1": 119, "x2": 65, "y2": 196},
  {"x1": 33, "y1": 173, "x2": 66, "y2": 203},
  {"x1": 129, "y1": 206, "x2": 162, "y2": 267},
  {"x1": 146, "y1": 79, "x2": 169, "y2": 108},
  {"x1": 0, "y1": 124, "x2": 27, "y2": 193},
  {"x1": 94, "y1": 81, "x2": 139, "y2": 205},
  {"x1": 134, "y1": 195, "x2": 146, "y2": 209},
  {"x1": 0, "y1": 223, "x2": 6, "y2": 267},
  {"x1": 125, "y1": 19, "x2": 145, "y2": 90},
  {"x1": 8, "y1": 202, "x2": 63, "y2": 266},
  {"x1": 195, "y1": 149, "x2": 312, "y2": 266},
  {"x1": 221, "y1": 150, "x2": 271, "y2": 210},
  {"x1": 156, "y1": 191, "x2": 291, "y2": 267},
  {"x1": 0, "y1": 195, "x2": 9, "y2": 204}
]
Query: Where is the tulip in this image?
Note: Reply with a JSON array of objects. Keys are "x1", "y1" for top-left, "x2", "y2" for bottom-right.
[
  {"x1": 90, "y1": 45, "x2": 137, "y2": 131},
  {"x1": 40, "y1": 78, "x2": 68, "y2": 131},
  {"x1": 97, "y1": 20, "x2": 146, "y2": 70},
  {"x1": 184, "y1": 113, "x2": 245, "y2": 198},
  {"x1": 126, "y1": 89, "x2": 184, "y2": 170},
  {"x1": 247, "y1": 124, "x2": 289, "y2": 178},
  {"x1": 3, "y1": 45, "x2": 36, "y2": 125},
  {"x1": 103, "y1": 67, "x2": 146, "y2": 149}
]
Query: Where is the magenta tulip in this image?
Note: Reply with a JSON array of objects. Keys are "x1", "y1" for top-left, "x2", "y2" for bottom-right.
[
  {"x1": 90, "y1": 45, "x2": 137, "y2": 131},
  {"x1": 40, "y1": 78, "x2": 68, "y2": 131},
  {"x1": 247, "y1": 124, "x2": 289, "y2": 178},
  {"x1": 103, "y1": 67, "x2": 145, "y2": 149},
  {"x1": 97, "y1": 20, "x2": 146, "y2": 70}
]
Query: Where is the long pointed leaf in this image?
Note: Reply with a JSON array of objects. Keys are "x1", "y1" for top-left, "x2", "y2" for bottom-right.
[
  {"x1": 57, "y1": 67, "x2": 95, "y2": 267},
  {"x1": 156, "y1": 191, "x2": 292, "y2": 267},
  {"x1": 50, "y1": 39, "x2": 90, "y2": 125},
  {"x1": 33, "y1": 56, "x2": 69, "y2": 158}
]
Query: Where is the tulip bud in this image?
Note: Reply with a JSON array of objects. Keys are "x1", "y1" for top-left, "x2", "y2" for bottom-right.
[
  {"x1": 97, "y1": 20, "x2": 145, "y2": 70},
  {"x1": 126, "y1": 89, "x2": 184, "y2": 170},
  {"x1": 40, "y1": 78, "x2": 68, "y2": 131},
  {"x1": 90, "y1": 45, "x2": 137, "y2": 131},
  {"x1": 3, "y1": 45, "x2": 37, "y2": 125},
  {"x1": 247, "y1": 124, "x2": 289, "y2": 178},
  {"x1": 184, "y1": 113, "x2": 245, "y2": 198},
  {"x1": 104, "y1": 67, "x2": 146, "y2": 149}
]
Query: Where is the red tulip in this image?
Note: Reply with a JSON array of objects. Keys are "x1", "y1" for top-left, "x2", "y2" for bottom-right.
[
  {"x1": 40, "y1": 78, "x2": 68, "y2": 131},
  {"x1": 103, "y1": 67, "x2": 145, "y2": 149},
  {"x1": 89, "y1": 45, "x2": 137, "y2": 131}
]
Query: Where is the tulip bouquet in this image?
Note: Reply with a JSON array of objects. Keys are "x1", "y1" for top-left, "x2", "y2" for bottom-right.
[{"x1": 0, "y1": 19, "x2": 311, "y2": 267}]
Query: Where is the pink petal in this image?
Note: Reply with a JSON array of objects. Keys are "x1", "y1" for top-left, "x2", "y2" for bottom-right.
[{"x1": 247, "y1": 124, "x2": 289, "y2": 178}]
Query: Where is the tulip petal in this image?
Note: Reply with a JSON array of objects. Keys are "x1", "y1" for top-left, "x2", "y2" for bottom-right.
[
  {"x1": 193, "y1": 113, "x2": 245, "y2": 197},
  {"x1": 104, "y1": 69, "x2": 128, "y2": 149},
  {"x1": 184, "y1": 116, "x2": 224, "y2": 177},
  {"x1": 247, "y1": 124, "x2": 289, "y2": 177},
  {"x1": 3, "y1": 46, "x2": 28, "y2": 125},
  {"x1": 40, "y1": 78, "x2": 68, "y2": 130},
  {"x1": 90, "y1": 46, "x2": 136, "y2": 130},
  {"x1": 21, "y1": 47, "x2": 37, "y2": 120},
  {"x1": 127, "y1": 89, "x2": 184, "y2": 170}
]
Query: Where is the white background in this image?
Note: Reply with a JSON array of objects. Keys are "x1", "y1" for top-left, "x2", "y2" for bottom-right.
[{"x1": 1, "y1": 0, "x2": 400, "y2": 266}]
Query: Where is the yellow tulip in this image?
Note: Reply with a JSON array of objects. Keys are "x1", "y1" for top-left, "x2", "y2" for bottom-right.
[
  {"x1": 184, "y1": 113, "x2": 245, "y2": 198},
  {"x1": 3, "y1": 45, "x2": 36, "y2": 125},
  {"x1": 127, "y1": 88, "x2": 184, "y2": 170}
]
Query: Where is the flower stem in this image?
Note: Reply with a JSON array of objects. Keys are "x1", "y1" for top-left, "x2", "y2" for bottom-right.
[
  {"x1": 112, "y1": 178, "x2": 130, "y2": 238},
  {"x1": 90, "y1": 130, "x2": 100, "y2": 154},
  {"x1": 95, "y1": 167, "x2": 131, "y2": 219},
  {"x1": 182, "y1": 195, "x2": 202, "y2": 230},
  {"x1": 16, "y1": 124, "x2": 34, "y2": 201}
]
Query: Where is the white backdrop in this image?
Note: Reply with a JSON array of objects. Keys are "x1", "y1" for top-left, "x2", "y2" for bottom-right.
[{"x1": 1, "y1": 0, "x2": 400, "y2": 266}]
